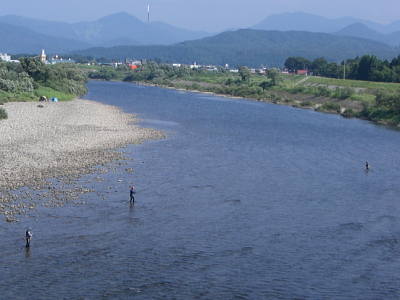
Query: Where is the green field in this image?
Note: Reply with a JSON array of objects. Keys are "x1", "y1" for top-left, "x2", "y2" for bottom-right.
[{"x1": 303, "y1": 76, "x2": 400, "y2": 91}]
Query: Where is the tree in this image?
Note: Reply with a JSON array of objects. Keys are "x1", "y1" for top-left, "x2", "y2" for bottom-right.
[
  {"x1": 266, "y1": 68, "x2": 284, "y2": 86},
  {"x1": 117, "y1": 64, "x2": 128, "y2": 71},
  {"x1": 284, "y1": 57, "x2": 311, "y2": 71},
  {"x1": 238, "y1": 65, "x2": 251, "y2": 83},
  {"x1": 311, "y1": 57, "x2": 329, "y2": 76},
  {"x1": 177, "y1": 65, "x2": 191, "y2": 77},
  {"x1": 19, "y1": 57, "x2": 47, "y2": 82}
]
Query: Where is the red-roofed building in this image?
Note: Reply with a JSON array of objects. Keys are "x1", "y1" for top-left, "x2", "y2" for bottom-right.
[{"x1": 297, "y1": 70, "x2": 308, "y2": 75}]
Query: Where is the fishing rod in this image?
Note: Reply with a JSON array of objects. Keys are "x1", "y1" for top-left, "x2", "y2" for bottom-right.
[
  {"x1": 345, "y1": 150, "x2": 380, "y2": 172},
  {"x1": 135, "y1": 177, "x2": 184, "y2": 194}
]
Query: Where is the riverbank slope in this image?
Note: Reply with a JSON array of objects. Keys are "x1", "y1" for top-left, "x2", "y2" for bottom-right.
[{"x1": 136, "y1": 79, "x2": 365, "y2": 112}]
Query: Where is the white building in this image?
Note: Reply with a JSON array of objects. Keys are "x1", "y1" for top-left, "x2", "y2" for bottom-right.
[
  {"x1": 0, "y1": 53, "x2": 11, "y2": 62},
  {"x1": 0, "y1": 53, "x2": 19, "y2": 63}
]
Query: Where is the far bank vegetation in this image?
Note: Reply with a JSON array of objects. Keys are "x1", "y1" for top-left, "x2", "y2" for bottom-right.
[{"x1": 86, "y1": 54, "x2": 400, "y2": 125}]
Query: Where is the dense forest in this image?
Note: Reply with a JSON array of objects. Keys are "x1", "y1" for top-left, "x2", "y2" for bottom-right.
[{"x1": 0, "y1": 58, "x2": 88, "y2": 119}]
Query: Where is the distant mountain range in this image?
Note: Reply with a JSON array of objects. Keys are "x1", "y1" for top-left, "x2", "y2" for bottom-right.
[
  {"x1": 251, "y1": 11, "x2": 400, "y2": 35},
  {"x1": 0, "y1": 12, "x2": 213, "y2": 54},
  {"x1": 334, "y1": 22, "x2": 400, "y2": 47},
  {"x1": 0, "y1": 23, "x2": 91, "y2": 54},
  {"x1": 73, "y1": 29, "x2": 398, "y2": 68},
  {"x1": 0, "y1": 11, "x2": 399, "y2": 65},
  {"x1": 251, "y1": 12, "x2": 400, "y2": 47}
]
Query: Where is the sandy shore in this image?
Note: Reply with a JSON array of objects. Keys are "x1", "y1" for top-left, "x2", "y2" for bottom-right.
[{"x1": 0, "y1": 99, "x2": 165, "y2": 193}]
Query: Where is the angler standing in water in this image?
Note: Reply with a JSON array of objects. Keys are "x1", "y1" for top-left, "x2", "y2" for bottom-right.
[
  {"x1": 365, "y1": 162, "x2": 369, "y2": 171},
  {"x1": 130, "y1": 187, "x2": 136, "y2": 203},
  {"x1": 25, "y1": 227, "x2": 33, "y2": 247}
]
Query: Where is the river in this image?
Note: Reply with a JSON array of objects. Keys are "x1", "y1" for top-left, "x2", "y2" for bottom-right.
[{"x1": 1, "y1": 80, "x2": 400, "y2": 299}]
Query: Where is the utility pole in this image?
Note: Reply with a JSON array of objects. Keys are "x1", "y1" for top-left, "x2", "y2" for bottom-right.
[{"x1": 343, "y1": 60, "x2": 346, "y2": 80}]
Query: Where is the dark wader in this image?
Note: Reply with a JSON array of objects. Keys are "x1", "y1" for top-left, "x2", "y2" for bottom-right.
[
  {"x1": 26, "y1": 231, "x2": 32, "y2": 247},
  {"x1": 130, "y1": 189, "x2": 135, "y2": 202}
]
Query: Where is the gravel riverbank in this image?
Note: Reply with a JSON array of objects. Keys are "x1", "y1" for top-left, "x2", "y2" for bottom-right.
[{"x1": 0, "y1": 99, "x2": 165, "y2": 220}]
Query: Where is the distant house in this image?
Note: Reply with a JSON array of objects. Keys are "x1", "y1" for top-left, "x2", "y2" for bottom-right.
[
  {"x1": 126, "y1": 59, "x2": 145, "y2": 66},
  {"x1": 190, "y1": 62, "x2": 200, "y2": 69},
  {"x1": 126, "y1": 59, "x2": 142, "y2": 70},
  {"x1": 128, "y1": 60, "x2": 140, "y2": 65},
  {"x1": 0, "y1": 53, "x2": 19, "y2": 63},
  {"x1": 50, "y1": 57, "x2": 76, "y2": 64},
  {"x1": 205, "y1": 65, "x2": 218, "y2": 71},
  {"x1": 0, "y1": 53, "x2": 11, "y2": 61},
  {"x1": 287, "y1": 69, "x2": 308, "y2": 75}
]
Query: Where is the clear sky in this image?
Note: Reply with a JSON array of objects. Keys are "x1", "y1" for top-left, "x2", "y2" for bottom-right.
[{"x1": 4, "y1": 0, "x2": 400, "y2": 32}]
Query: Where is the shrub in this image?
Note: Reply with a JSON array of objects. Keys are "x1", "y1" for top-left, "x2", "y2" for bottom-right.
[
  {"x1": 191, "y1": 83, "x2": 202, "y2": 90},
  {"x1": 341, "y1": 108, "x2": 355, "y2": 117},
  {"x1": 0, "y1": 107, "x2": 8, "y2": 119},
  {"x1": 291, "y1": 86, "x2": 307, "y2": 94},
  {"x1": 333, "y1": 86, "x2": 355, "y2": 100},
  {"x1": 316, "y1": 102, "x2": 342, "y2": 112},
  {"x1": 316, "y1": 85, "x2": 333, "y2": 97},
  {"x1": 269, "y1": 93, "x2": 280, "y2": 101},
  {"x1": 389, "y1": 115, "x2": 400, "y2": 125}
]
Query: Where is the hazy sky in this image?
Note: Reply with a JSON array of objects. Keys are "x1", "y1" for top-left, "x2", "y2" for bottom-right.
[{"x1": 4, "y1": 0, "x2": 400, "y2": 32}]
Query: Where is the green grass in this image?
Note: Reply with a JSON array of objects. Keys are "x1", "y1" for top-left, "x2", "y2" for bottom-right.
[
  {"x1": 281, "y1": 74, "x2": 306, "y2": 83},
  {"x1": 0, "y1": 90, "x2": 10, "y2": 105},
  {"x1": 182, "y1": 72, "x2": 234, "y2": 84},
  {"x1": 0, "y1": 86, "x2": 75, "y2": 104},
  {"x1": 349, "y1": 93, "x2": 375, "y2": 103},
  {"x1": 34, "y1": 86, "x2": 75, "y2": 101},
  {"x1": 0, "y1": 90, "x2": 33, "y2": 104},
  {"x1": 305, "y1": 76, "x2": 400, "y2": 91}
]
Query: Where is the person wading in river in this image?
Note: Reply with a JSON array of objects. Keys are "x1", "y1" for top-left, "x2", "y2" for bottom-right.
[
  {"x1": 130, "y1": 187, "x2": 136, "y2": 203},
  {"x1": 26, "y1": 228, "x2": 33, "y2": 247}
]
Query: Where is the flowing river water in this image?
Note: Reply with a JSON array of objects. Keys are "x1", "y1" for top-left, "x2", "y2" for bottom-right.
[{"x1": 1, "y1": 80, "x2": 400, "y2": 299}]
